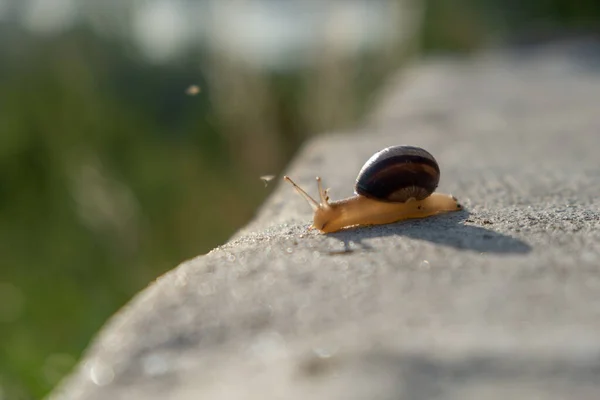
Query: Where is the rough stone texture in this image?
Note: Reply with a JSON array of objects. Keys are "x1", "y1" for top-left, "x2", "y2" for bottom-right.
[{"x1": 50, "y1": 40, "x2": 600, "y2": 400}]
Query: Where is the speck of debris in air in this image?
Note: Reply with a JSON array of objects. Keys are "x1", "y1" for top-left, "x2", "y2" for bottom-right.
[
  {"x1": 260, "y1": 175, "x2": 275, "y2": 187},
  {"x1": 185, "y1": 85, "x2": 200, "y2": 95}
]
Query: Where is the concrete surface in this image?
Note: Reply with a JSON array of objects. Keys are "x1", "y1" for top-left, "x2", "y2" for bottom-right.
[{"x1": 50, "y1": 40, "x2": 600, "y2": 400}]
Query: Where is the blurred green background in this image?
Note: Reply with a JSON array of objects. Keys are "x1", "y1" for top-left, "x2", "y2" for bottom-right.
[{"x1": 0, "y1": 0, "x2": 598, "y2": 398}]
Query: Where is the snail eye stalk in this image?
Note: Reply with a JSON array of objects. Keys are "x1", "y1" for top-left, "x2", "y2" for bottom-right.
[{"x1": 283, "y1": 176, "x2": 319, "y2": 211}]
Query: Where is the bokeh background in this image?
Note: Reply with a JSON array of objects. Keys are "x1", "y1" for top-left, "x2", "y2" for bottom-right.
[{"x1": 0, "y1": 0, "x2": 598, "y2": 398}]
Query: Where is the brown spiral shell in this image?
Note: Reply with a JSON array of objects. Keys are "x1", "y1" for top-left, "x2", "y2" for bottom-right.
[{"x1": 354, "y1": 145, "x2": 440, "y2": 203}]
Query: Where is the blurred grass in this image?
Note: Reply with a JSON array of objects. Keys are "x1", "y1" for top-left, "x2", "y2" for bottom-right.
[
  {"x1": 0, "y1": 1, "x2": 599, "y2": 399},
  {"x1": 0, "y1": 10, "x2": 410, "y2": 400}
]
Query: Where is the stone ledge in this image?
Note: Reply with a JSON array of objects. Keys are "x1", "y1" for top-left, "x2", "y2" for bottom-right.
[{"x1": 50, "y1": 40, "x2": 600, "y2": 400}]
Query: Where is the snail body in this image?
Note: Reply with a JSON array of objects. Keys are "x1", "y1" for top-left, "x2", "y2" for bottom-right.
[{"x1": 284, "y1": 145, "x2": 461, "y2": 233}]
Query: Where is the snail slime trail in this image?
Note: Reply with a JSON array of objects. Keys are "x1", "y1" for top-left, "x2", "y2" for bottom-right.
[{"x1": 284, "y1": 145, "x2": 462, "y2": 233}]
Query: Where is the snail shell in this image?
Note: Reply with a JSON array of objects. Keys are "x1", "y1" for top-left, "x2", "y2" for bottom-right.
[{"x1": 354, "y1": 145, "x2": 440, "y2": 203}]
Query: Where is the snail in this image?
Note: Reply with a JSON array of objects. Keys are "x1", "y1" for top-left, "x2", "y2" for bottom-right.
[{"x1": 283, "y1": 145, "x2": 462, "y2": 233}]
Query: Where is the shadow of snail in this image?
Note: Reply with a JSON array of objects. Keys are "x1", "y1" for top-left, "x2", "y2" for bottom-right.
[{"x1": 284, "y1": 145, "x2": 531, "y2": 255}]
